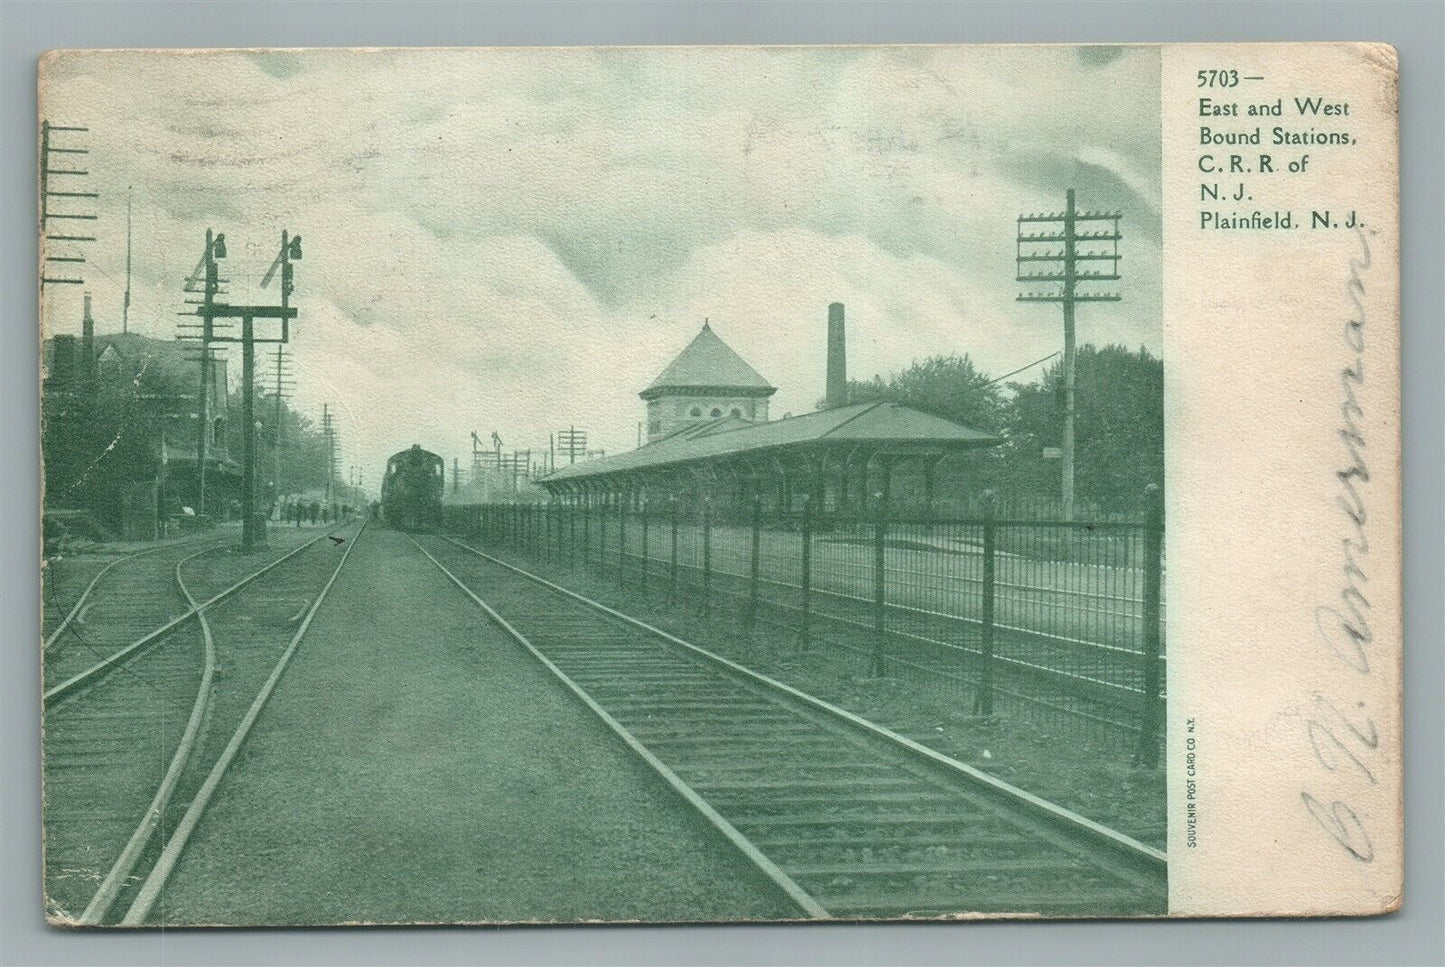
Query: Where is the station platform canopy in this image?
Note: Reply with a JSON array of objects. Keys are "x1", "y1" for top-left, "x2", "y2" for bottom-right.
[{"x1": 538, "y1": 400, "x2": 999, "y2": 513}]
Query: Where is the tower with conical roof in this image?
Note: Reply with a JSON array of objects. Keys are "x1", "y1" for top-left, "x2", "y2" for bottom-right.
[{"x1": 640, "y1": 320, "x2": 776, "y2": 442}]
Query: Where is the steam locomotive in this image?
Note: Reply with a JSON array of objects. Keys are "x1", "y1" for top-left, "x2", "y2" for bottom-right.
[{"x1": 380, "y1": 444, "x2": 445, "y2": 530}]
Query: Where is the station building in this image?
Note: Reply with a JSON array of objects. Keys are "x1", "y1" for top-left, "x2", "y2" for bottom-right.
[
  {"x1": 539, "y1": 304, "x2": 1000, "y2": 517},
  {"x1": 640, "y1": 320, "x2": 776, "y2": 442},
  {"x1": 43, "y1": 295, "x2": 239, "y2": 540}
]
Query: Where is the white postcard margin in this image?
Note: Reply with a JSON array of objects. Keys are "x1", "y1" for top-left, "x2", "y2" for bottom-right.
[{"x1": 1162, "y1": 42, "x2": 1402, "y2": 916}]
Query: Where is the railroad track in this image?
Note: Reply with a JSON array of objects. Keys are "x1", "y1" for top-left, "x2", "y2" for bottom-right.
[
  {"x1": 529, "y1": 540, "x2": 1151, "y2": 738},
  {"x1": 43, "y1": 523, "x2": 364, "y2": 925},
  {"x1": 43, "y1": 535, "x2": 224, "y2": 681},
  {"x1": 415, "y1": 534, "x2": 1167, "y2": 919}
]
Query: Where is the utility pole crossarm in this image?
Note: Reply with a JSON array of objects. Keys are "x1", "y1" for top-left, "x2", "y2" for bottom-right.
[
  {"x1": 39, "y1": 121, "x2": 97, "y2": 288},
  {"x1": 1017, "y1": 293, "x2": 1122, "y2": 303},
  {"x1": 1015, "y1": 188, "x2": 1124, "y2": 521}
]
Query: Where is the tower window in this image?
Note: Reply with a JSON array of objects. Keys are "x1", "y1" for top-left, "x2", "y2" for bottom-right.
[
  {"x1": 689, "y1": 406, "x2": 702, "y2": 418},
  {"x1": 730, "y1": 407, "x2": 741, "y2": 417},
  {"x1": 710, "y1": 408, "x2": 722, "y2": 417}
]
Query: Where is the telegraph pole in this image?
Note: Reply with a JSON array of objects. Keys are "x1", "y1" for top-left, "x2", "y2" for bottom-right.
[
  {"x1": 511, "y1": 449, "x2": 530, "y2": 493},
  {"x1": 322, "y1": 403, "x2": 335, "y2": 504},
  {"x1": 241, "y1": 312, "x2": 257, "y2": 539},
  {"x1": 558, "y1": 426, "x2": 587, "y2": 465},
  {"x1": 191, "y1": 229, "x2": 223, "y2": 518},
  {"x1": 1016, "y1": 189, "x2": 1122, "y2": 519},
  {"x1": 270, "y1": 345, "x2": 294, "y2": 506},
  {"x1": 452, "y1": 458, "x2": 461, "y2": 494},
  {"x1": 122, "y1": 188, "x2": 132, "y2": 333}
]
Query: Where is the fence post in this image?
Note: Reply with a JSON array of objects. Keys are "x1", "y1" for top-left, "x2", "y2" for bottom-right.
[
  {"x1": 746, "y1": 492, "x2": 762, "y2": 630},
  {"x1": 583, "y1": 493, "x2": 591, "y2": 568},
  {"x1": 799, "y1": 494, "x2": 812, "y2": 650},
  {"x1": 974, "y1": 490, "x2": 997, "y2": 716},
  {"x1": 1135, "y1": 483, "x2": 1165, "y2": 768},
  {"x1": 599, "y1": 492, "x2": 610, "y2": 576},
  {"x1": 640, "y1": 498, "x2": 649, "y2": 593},
  {"x1": 618, "y1": 490, "x2": 627, "y2": 588},
  {"x1": 701, "y1": 497, "x2": 712, "y2": 619},
  {"x1": 870, "y1": 492, "x2": 888, "y2": 678},
  {"x1": 669, "y1": 496, "x2": 679, "y2": 602}
]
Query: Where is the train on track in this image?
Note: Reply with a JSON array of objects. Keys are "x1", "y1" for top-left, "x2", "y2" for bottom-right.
[{"x1": 380, "y1": 444, "x2": 445, "y2": 530}]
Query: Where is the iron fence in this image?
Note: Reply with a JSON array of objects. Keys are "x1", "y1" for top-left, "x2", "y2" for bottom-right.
[{"x1": 444, "y1": 491, "x2": 1165, "y2": 762}]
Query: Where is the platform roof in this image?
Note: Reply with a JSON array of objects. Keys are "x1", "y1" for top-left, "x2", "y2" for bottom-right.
[
  {"x1": 541, "y1": 400, "x2": 998, "y2": 487},
  {"x1": 640, "y1": 322, "x2": 776, "y2": 399}
]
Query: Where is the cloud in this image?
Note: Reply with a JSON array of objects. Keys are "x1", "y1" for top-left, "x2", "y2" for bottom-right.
[{"x1": 40, "y1": 45, "x2": 1162, "y2": 482}]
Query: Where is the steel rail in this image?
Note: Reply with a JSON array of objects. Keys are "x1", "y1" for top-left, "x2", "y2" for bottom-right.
[
  {"x1": 43, "y1": 536, "x2": 213, "y2": 651},
  {"x1": 121, "y1": 522, "x2": 367, "y2": 925},
  {"x1": 78, "y1": 545, "x2": 220, "y2": 924},
  {"x1": 44, "y1": 529, "x2": 337, "y2": 707},
  {"x1": 410, "y1": 536, "x2": 830, "y2": 920},
  {"x1": 440, "y1": 535, "x2": 1168, "y2": 886}
]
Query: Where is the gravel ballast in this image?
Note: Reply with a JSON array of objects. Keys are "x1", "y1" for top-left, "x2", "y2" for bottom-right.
[{"x1": 153, "y1": 526, "x2": 795, "y2": 925}]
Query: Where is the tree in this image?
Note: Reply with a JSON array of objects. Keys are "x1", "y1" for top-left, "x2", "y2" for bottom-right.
[
  {"x1": 1007, "y1": 343, "x2": 1163, "y2": 511},
  {"x1": 834, "y1": 353, "x2": 1007, "y2": 435}
]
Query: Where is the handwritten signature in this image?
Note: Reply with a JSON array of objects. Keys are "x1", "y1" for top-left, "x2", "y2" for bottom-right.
[{"x1": 1302, "y1": 227, "x2": 1378, "y2": 863}]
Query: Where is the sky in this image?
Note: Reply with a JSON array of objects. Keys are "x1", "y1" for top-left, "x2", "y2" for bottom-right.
[{"x1": 39, "y1": 45, "x2": 1161, "y2": 492}]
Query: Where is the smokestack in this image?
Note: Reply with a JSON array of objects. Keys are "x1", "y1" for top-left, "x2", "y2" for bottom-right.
[
  {"x1": 81, "y1": 292, "x2": 97, "y2": 383},
  {"x1": 826, "y1": 302, "x2": 847, "y2": 408}
]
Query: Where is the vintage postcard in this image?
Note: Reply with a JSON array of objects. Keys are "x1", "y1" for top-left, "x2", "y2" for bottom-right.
[{"x1": 37, "y1": 43, "x2": 1401, "y2": 925}]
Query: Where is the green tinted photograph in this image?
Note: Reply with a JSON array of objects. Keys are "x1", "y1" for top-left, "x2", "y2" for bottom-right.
[{"x1": 40, "y1": 45, "x2": 1165, "y2": 925}]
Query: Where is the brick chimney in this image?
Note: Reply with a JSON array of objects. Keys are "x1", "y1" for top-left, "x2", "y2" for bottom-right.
[
  {"x1": 81, "y1": 292, "x2": 97, "y2": 383},
  {"x1": 825, "y1": 302, "x2": 847, "y2": 408}
]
